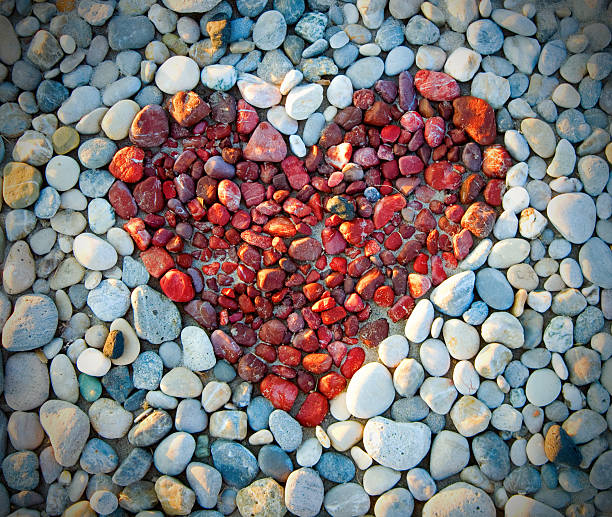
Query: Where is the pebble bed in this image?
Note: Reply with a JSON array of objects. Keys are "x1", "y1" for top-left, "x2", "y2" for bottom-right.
[{"x1": 0, "y1": 0, "x2": 611, "y2": 516}]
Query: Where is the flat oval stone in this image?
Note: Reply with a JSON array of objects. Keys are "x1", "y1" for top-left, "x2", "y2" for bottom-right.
[
  {"x1": 422, "y1": 482, "x2": 495, "y2": 517},
  {"x1": 547, "y1": 193, "x2": 596, "y2": 244},
  {"x1": 155, "y1": 56, "x2": 200, "y2": 94},
  {"x1": 73, "y1": 233, "x2": 117, "y2": 271},
  {"x1": 39, "y1": 400, "x2": 90, "y2": 467},
  {"x1": 154, "y1": 432, "x2": 195, "y2": 476},
  {"x1": 2, "y1": 294, "x2": 58, "y2": 352}
]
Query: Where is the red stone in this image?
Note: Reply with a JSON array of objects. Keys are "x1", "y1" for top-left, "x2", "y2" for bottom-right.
[
  {"x1": 184, "y1": 300, "x2": 217, "y2": 329},
  {"x1": 353, "y1": 89, "x2": 375, "y2": 109},
  {"x1": 373, "y1": 285, "x2": 394, "y2": 307},
  {"x1": 460, "y1": 173, "x2": 486, "y2": 204},
  {"x1": 355, "y1": 268, "x2": 385, "y2": 300},
  {"x1": 359, "y1": 318, "x2": 389, "y2": 347},
  {"x1": 281, "y1": 156, "x2": 310, "y2": 190},
  {"x1": 260, "y1": 374, "x2": 299, "y2": 411},
  {"x1": 327, "y1": 341, "x2": 347, "y2": 366},
  {"x1": 352, "y1": 147, "x2": 379, "y2": 168},
  {"x1": 482, "y1": 144, "x2": 512, "y2": 179},
  {"x1": 109, "y1": 146, "x2": 145, "y2": 183},
  {"x1": 241, "y1": 182, "x2": 265, "y2": 208},
  {"x1": 133, "y1": 176, "x2": 164, "y2": 213},
  {"x1": 159, "y1": 269, "x2": 195, "y2": 302},
  {"x1": 398, "y1": 155, "x2": 424, "y2": 176},
  {"x1": 424, "y1": 161, "x2": 462, "y2": 191},
  {"x1": 363, "y1": 101, "x2": 393, "y2": 126},
  {"x1": 398, "y1": 71, "x2": 417, "y2": 111},
  {"x1": 373, "y1": 193, "x2": 407, "y2": 229},
  {"x1": 414, "y1": 70, "x2": 460, "y2": 101},
  {"x1": 296, "y1": 392, "x2": 329, "y2": 427},
  {"x1": 124, "y1": 218, "x2": 151, "y2": 250},
  {"x1": 453, "y1": 228, "x2": 473, "y2": 260},
  {"x1": 288, "y1": 237, "x2": 322, "y2": 262},
  {"x1": 256, "y1": 268, "x2": 286, "y2": 291},
  {"x1": 414, "y1": 209, "x2": 436, "y2": 232},
  {"x1": 167, "y1": 91, "x2": 211, "y2": 127},
  {"x1": 108, "y1": 180, "x2": 137, "y2": 219},
  {"x1": 141, "y1": 247, "x2": 175, "y2": 278},
  {"x1": 408, "y1": 274, "x2": 431, "y2": 298},
  {"x1": 424, "y1": 116, "x2": 445, "y2": 147},
  {"x1": 400, "y1": 111, "x2": 424, "y2": 132},
  {"x1": 327, "y1": 143, "x2": 353, "y2": 169},
  {"x1": 243, "y1": 122, "x2": 287, "y2": 162},
  {"x1": 483, "y1": 179, "x2": 505, "y2": 206},
  {"x1": 339, "y1": 218, "x2": 374, "y2": 247},
  {"x1": 236, "y1": 99, "x2": 259, "y2": 134},
  {"x1": 452, "y1": 96, "x2": 496, "y2": 145},
  {"x1": 130, "y1": 104, "x2": 169, "y2": 147},
  {"x1": 218, "y1": 179, "x2": 242, "y2": 211},
  {"x1": 431, "y1": 255, "x2": 447, "y2": 285},
  {"x1": 340, "y1": 348, "x2": 365, "y2": 379},
  {"x1": 461, "y1": 201, "x2": 497, "y2": 238},
  {"x1": 388, "y1": 294, "x2": 416, "y2": 322},
  {"x1": 302, "y1": 353, "x2": 332, "y2": 374},
  {"x1": 318, "y1": 372, "x2": 347, "y2": 399}
]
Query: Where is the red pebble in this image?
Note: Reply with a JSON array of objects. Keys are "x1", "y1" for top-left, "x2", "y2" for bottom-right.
[
  {"x1": 424, "y1": 116, "x2": 445, "y2": 148},
  {"x1": 398, "y1": 155, "x2": 424, "y2": 175},
  {"x1": 236, "y1": 99, "x2": 259, "y2": 134},
  {"x1": 408, "y1": 273, "x2": 432, "y2": 298},
  {"x1": 296, "y1": 392, "x2": 329, "y2": 427},
  {"x1": 340, "y1": 348, "x2": 365, "y2": 379},
  {"x1": 482, "y1": 144, "x2": 512, "y2": 179},
  {"x1": 302, "y1": 353, "x2": 333, "y2": 374},
  {"x1": 387, "y1": 295, "x2": 416, "y2": 322},
  {"x1": 281, "y1": 156, "x2": 310, "y2": 190},
  {"x1": 453, "y1": 228, "x2": 474, "y2": 260},
  {"x1": 373, "y1": 193, "x2": 407, "y2": 229},
  {"x1": 318, "y1": 372, "x2": 347, "y2": 399},
  {"x1": 109, "y1": 146, "x2": 145, "y2": 183},
  {"x1": 243, "y1": 122, "x2": 287, "y2": 162},
  {"x1": 414, "y1": 70, "x2": 460, "y2": 101},
  {"x1": 159, "y1": 269, "x2": 195, "y2": 302},
  {"x1": 424, "y1": 161, "x2": 462, "y2": 191},
  {"x1": 140, "y1": 247, "x2": 175, "y2": 278},
  {"x1": 108, "y1": 181, "x2": 137, "y2": 219},
  {"x1": 260, "y1": 374, "x2": 299, "y2": 411}
]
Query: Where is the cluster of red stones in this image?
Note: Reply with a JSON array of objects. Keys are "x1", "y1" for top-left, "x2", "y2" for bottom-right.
[{"x1": 108, "y1": 69, "x2": 510, "y2": 426}]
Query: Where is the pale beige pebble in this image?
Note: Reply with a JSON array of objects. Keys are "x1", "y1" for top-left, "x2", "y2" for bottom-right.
[
  {"x1": 50, "y1": 210, "x2": 87, "y2": 236},
  {"x1": 3, "y1": 240, "x2": 35, "y2": 294},
  {"x1": 12, "y1": 130, "x2": 54, "y2": 166},
  {"x1": 543, "y1": 274, "x2": 565, "y2": 292},
  {"x1": 248, "y1": 429, "x2": 273, "y2": 445},
  {"x1": 350, "y1": 446, "x2": 373, "y2": 470},
  {"x1": 201, "y1": 381, "x2": 231, "y2": 412},
  {"x1": 89, "y1": 397, "x2": 133, "y2": 439},
  {"x1": 496, "y1": 374, "x2": 510, "y2": 393},
  {"x1": 505, "y1": 495, "x2": 562, "y2": 517},
  {"x1": 57, "y1": 235, "x2": 73, "y2": 253},
  {"x1": 449, "y1": 396, "x2": 492, "y2": 437},
  {"x1": 75, "y1": 107, "x2": 109, "y2": 135},
  {"x1": 141, "y1": 60, "x2": 157, "y2": 83},
  {"x1": 84, "y1": 271, "x2": 102, "y2": 290},
  {"x1": 77, "y1": 347, "x2": 111, "y2": 377},
  {"x1": 103, "y1": 266, "x2": 122, "y2": 280},
  {"x1": 316, "y1": 425, "x2": 330, "y2": 448},
  {"x1": 109, "y1": 317, "x2": 141, "y2": 366},
  {"x1": 329, "y1": 392, "x2": 350, "y2": 421},
  {"x1": 327, "y1": 421, "x2": 364, "y2": 452},
  {"x1": 60, "y1": 189, "x2": 87, "y2": 211},
  {"x1": 63, "y1": 501, "x2": 96, "y2": 517},
  {"x1": 359, "y1": 43, "x2": 381, "y2": 56},
  {"x1": 101, "y1": 100, "x2": 140, "y2": 140},
  {"x1": 85, "y1": 324, "x2": 108, "y2": 349},
  {"x1": 323, "y1": 106, "x2": 337, "y2": 122},
  {"x1": 67, "y1": 469, "x2": 88, "y2": 502},
  {"x1": 209, "y1": 410, "x2": 247, "y2": 440},
  {"x1": 55, "y1": 289, "x2": 72, "y2": 321},
  {"x1": 460, "y1": 465, "x2": 494, "y2": 493},
  {"x1": 160, "y1": 367, "x2": 203, "y2": 398},
  {"x1": 511, "y1": 288, "x2": 528, "y2": 317},
  {"x1": 59, "y1": 34, "x2": 76, "y2": 54},
  {"x1": 521, "y1": 118, "x2": 557, "y2": 158},
  {"x1": 526, "y1": 433, "x2": 548, "y2": 465},
  {"x1": 363, "y1": 465, "x2": 401, "y2": 496},
  {"x1": 59, "y1": 470, "x2": 72, "y2": 486},
  {"x1": 49, "y1": 257, "x2": 85, "y2": 290}
]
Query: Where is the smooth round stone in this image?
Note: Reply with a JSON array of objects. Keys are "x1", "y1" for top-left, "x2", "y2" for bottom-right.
[
  {"x1": 430, "y1": 271, "x2": 475, "y2": 317},
  {"x1": 267, "y1": 106, "x2": 297, "y2": 135},
  {"x1": 77, "y1": 137, "x2": 117, "y2": 169},
  {"x1": 476, "y1": 268, "x2": 514, "y2": 310},
  {"x1": 77, "y1": 347, "x2": 111, "y2": 377},
  {"x1": 87, "y1": 279, "x2": 130, "y2": 322},
  {"x1": 453, "y1": 360, "x2": 480, "y2": 395},
  {"x1": 284, "y1": 83, "x2": 323, "y2": 121},
  {"x1": 154, "y1": 432, "x2": 195, "y2": 476},
  {"x1": 200, "y1": 64, "x2": 237, "y2": 92},
  {"x1": 471, "y1": 72, "x2": 510, "y2": 109},
  {"x1": 420, "y1": 339, "x2": 450, "y2": 376},
  {"x1": 80, "y1": 438, "x2": 118, "y2": 474},
  {"x1": 133, "y1": 351, "x2": 163, "y2": 390},
  {"x1": 237, "y1": 73, "x2": 282, "y2": 109},
  {"x1": 547, "y1": 193, "x2": 596, "y2": 244},
  {"x1": 295, "y1": 438, "x2": 322, "y2": 469},
  {"x1": 416, "y1": 45, "x2": 446, "y2": 71},
  {"x1": 50, "y1": 353, "x2": 79, "y2": 403},
  {"x1": 526, "y1": 369, "x2": 561, "y2": 407},
  {"x1": 393, "y1": 358, "x2": 425, "y2": 397},
  {"x1": 442, "y1": 319, "x2": 479, "y2": 359},
  {"x1": 520, "y1": 118, "x2": 556, "y2": 158},
  {"x1": 385, "y1": 45, "x2": 414, "y2": 75},
  {"x1": 79, "y1": 373, "x2": 102, "y2": 402},
  {"x1": 346, "y1": 362, "x2": 395, "y2": 419},
  {"x1": 556, "y1": 109, "x2": 592, "y2": 143},
  {"x1": 346, "y1": 57, "x2": 385, "y2": 89},
  {"x1": 252, "y1": 10, "x2": 286, "y2": 51},
  {"x1": 180, "y1": 326, "x2": 215, "y2": 372},
  {"x1": 160, "y1": 367, "x2": 203, "y2": 398},
  {"x1": 444, "y1": 47, "x2": 481, "y2": 82},
  {"x1": 2, "y1": 451, "x2": 39, "y2": 490},
  {"x1": 101, "y1": 99, "x2": 139, "y2": 140},
  {"x1": 3, "y1": 295, "x2": 58, "y2": 352},
  {"x1": 211, "y1": 440, "x2": 258, "y2": 489},
  {"x1": 378, "y1": 335, "x2": 409, "y2": 368},
  {"x1": 45, "y1": 155, "x2": 79, "y2": 191},
  {"x1": 72, "y1": 233, "x2": 117, "y2": 271},
  {"x1": 578, "y1": 155, "x2": 609, "y2": 196},
  {"x1": 155, "y1": 56, "x2": 199, "y2": 94},
  {"x1": 429, "y1": 430, "x2": 469, "y2": 480},
  {"x1": 420, "y1": 377, "x2": 457, "y2": 414},
  {"x1": 481, "y1": 312, "x2": 524, "y2": 349},
  {"x1": 268, "y1": 410, "x2": 301, "y2": 452},
  {"x1": 466, "y1": 19, "x2": 503, "y2": 55},
  {"x1": 316, "y1": 452, "x2": 355, "y2": 484},
  {"x1": 487, "y1": 238, "x2": 530, "y2": 268},
  {"x1": 7, "y1": 411, "x2": 44, "y2": 451},
  {"x1": 326, "y1": 75, "x2": 353, "y2": 109},
  {"x1": 131, "y1": 285, "x2": 181, "y2": 344},
  {"x1": 324, "y1": 483, "x2": 370, "y2": 517},
  {"x1": 405, "y1": 298, "x2": 434, "y2": 343}
]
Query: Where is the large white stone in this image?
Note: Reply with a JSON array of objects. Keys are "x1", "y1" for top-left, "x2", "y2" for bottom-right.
[
  {"x1": 155, "y1": 56, "x2": 200, "y2": 94},
  {"x1": 405, "y1": 299, "x2": 434, "y2": 343},
  {"x1": 285, "y1": 84, "x2": 324, "y2": 120},
  {"x1": 346, "y1": 362, "x2": 394, "y2": 419},
  {"x1": 547, "y1": 193, "x2": 596, "y2": 244},
  {"x1": 72, "y1": 233, "x2": 117, "y2": 271},
  {"x1": 525, "y1": 369, "x2": 561, "y2": 407},
  {"x1": 180, "y1": 326, "x2": 215, "y2": 372}
]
